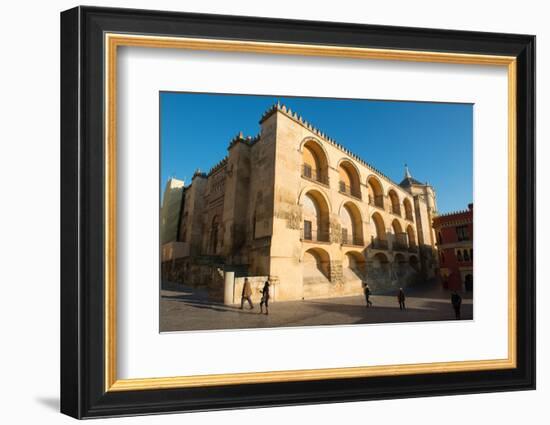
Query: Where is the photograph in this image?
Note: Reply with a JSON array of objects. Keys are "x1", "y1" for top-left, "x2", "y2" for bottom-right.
[
  {"x1": 56, "y1": 4, "x2": 536, "y2": 419},
  {"x1": 159, "y1": 93, "x2": 474, "y2": 332}
]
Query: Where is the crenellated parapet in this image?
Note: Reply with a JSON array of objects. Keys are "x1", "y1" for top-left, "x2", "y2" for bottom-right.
[
  {"x1": 227, "y1": 131, "x2": 261, "y2": 150},
  {"x1": 192, "y1": 168, "x2": 207, "y2": 179},
  {"x1": 208, "y1": 156, "x2": 228, "y2": 176},
  {"x1": 259, "y1": 102, "x2": 402, "y2": 189}
]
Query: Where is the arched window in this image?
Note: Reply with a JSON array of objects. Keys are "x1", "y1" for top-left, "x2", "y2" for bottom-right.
[
  {"x1": 302, "y1": 140, "x2": 329, "y2": 185},
  {"x1": 388, "y1": 190, "x2": 401, "y2": 215},
  {"x1": 338, "y1": 161, "x2": 361, "y2": 199},
  {"x1": 302, "y1": 190, "x2": 330, "y2": 242},
  {"x1": 463, "y1": 249, "x2": 470, "y2": 262},
  {"x1": 340, "y1": 202, "x2": 363, "y2": 245},
  {"x1": 391, "y1": 219, "x2": 406, "y2": 251},
  {"x1": 370, "y1": 212, "x2": 387, "y2": 249},
  {"x1": 457, "y1": 249, "x2": 463, "y2": 262},
  {"x1": 367, "y1": 176, "x2": 384, "y2": 208}
]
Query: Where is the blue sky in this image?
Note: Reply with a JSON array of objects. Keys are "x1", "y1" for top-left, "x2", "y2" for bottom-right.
[{"x1": 160, "y1": 92, "x2": 472, "y2": 214}]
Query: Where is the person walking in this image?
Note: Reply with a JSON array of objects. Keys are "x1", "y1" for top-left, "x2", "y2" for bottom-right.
[
  {"x1": 397, "y1": 288, "x2": 406, "y2": 310},
  {"x1": 363, "y1": 283, "x2": 373, "y2": 308},
  {"x1": 451, "y1": 291, "x2": 462, "y2": 319},
  {"x1": 259, "y1": 280, "x2": 270, "y2": 315},
  {"x1": 240, "y1": 278, "x2": 254, "y2": 310}
]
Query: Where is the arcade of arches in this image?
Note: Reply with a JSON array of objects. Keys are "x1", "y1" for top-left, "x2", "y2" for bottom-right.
[
  {"x1": 298, "y1": 185, "x2": 423, "y2": 297},
  {"x1": 164, "y1": 104, "x2": 438, "y2": 302}
]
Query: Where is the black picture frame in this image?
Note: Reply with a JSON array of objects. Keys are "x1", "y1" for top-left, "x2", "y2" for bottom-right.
[{"x1": 60, "y1": 5, "x2": 535, "y2": 419}]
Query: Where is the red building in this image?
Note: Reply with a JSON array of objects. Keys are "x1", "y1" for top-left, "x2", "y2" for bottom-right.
[{"x1": 432, "y1": 204, "x2": 473, "y2": 292}]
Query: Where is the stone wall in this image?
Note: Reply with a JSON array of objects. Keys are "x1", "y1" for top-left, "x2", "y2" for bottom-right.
[
  {"x1": 364, "y1": 261, "x2": 420, "y2": 293},
  {"x1": 232, "y1": 276, "x2": 270, "y2": 304},
  {"x1": 161, "y1": 258, "x2": 225, "y2": 301}
]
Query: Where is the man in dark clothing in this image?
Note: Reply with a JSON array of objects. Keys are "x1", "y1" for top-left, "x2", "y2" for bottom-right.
[
  {"x1": 398, "y1": 288, "x2": 406, "y2": 310},
  {"x1": 259, "y1": 280, "x2": 270, "y2": 315},
  {"x1": 240, "y1": 278, "x2": 254, "y2": 310},
  {"x1": 363, "y1": 283, "x2": 373, "y2": 307},
  {"x1": 451, "y1": 291, "x2": 462, "y2": 319}
]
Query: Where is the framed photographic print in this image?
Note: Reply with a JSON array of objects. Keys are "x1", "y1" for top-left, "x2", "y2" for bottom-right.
[{"x1": 60, "y1": 6, "x2": 536, "y2": 419}]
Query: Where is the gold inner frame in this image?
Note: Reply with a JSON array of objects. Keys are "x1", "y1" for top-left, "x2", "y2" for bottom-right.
[{"x1": 104, "y1": 33, "x2": 517, "y2": 392}]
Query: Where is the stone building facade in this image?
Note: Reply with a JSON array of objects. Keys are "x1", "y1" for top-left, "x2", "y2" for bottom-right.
[
  {"x1": 432, "y1": 204, "x2": 473, "y2": 292},
  {"x1": 161, "y1": 103, "x2": 439, "y2": 302}
]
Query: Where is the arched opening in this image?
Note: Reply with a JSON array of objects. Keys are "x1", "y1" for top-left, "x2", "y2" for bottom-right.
[
  {"x1": 388, "y1": 189, "x2": 401, "y2": 215},
  {"x1": 391, "y1": 219, "x2": 407, "y2": 251},
  {"x1": 394, "y1": 253, "x2": 407, "y2": 277},
  {"x1": 394, "y1": 253, "x2": 406, "y2": 263},
  {"x1": 403, "y1": 198, "x2": 414, "y2": 221},
  {"x1": 301, "y1": 190, "x2": 330, "y2": 242},
  {"x1": 340, "y1": 202, "x2": 364, "y2": 245},
  {"x1": 343, "y1": 251, "x2": 366, "y2": 281},
  {"x1": 302, "y1": 140, "x2": 329, "y2": 185},
  {"x1": 302, "y1": 247, "x2": 331, "y2": 282},
  {"x1": 370, "y1": 212, "x2": 387, "y2": 249},
  {"x1": 338, "y1": 160, "x2": 361, "y2": 198},
  {"x1": 463, "y1": 249, "x2": 470, "y2": 262},
  {"x1": 369, "y1": 252, "x2": 390, "y2": 281},
  {"x1": 373, "y1": 252, "x2": 390, "y2": 270},
  {"x1": 409, "y1": 255, "x2": 419, "y2": 271},
  {"x1": 209, "y1": 215, "x2": 220, "y2": 254},
  {"x1": 465, "y1": 274, "x2": 473, "y2": 292},
  {"x1": 406, "y1": 225, "x2": 417, "y2": 252},
  {"x1": 367, "y1": 176, "x2": 384, "y2": 209}
]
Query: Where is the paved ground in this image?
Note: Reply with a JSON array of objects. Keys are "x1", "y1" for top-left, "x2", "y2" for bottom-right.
[{"x1": 160, "y1": 281, "x2": 473, "y2": 332}]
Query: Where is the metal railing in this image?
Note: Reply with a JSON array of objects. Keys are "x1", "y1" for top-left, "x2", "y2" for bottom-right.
[
  {"x1": 302, "y1": 165, "x2": 329, "y2": 185},
  {"x1": 303, "y1": 230, "x2": 330, "y2": 243},
  {"x1": 393, "y1": 242, "x2": 408, "y2": 252},
  {"x1": 338, "y1": 181, "x2": 361, "y2": 199},
  {"x1": 368, "y1": 195, "x2": 385, "y2": 209},
  {"x1": 370, "y1": 238, "x2": 388, "y2": 249},
  {"x1": 342, "y1": 233, "x2": 364, "y2": 246}
]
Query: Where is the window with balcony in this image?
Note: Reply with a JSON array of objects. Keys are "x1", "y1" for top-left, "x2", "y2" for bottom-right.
[
  {"x1": 302, "y1": 140, "x2": 329, "y2": 185},
  {"x1": 367, "y1": 176, "x2": 384, "y2": 209},
  {"x1": 338, "y1": 161, "x2": 361, "y2": 199},
  {"x1": 301, "y1": 190, "x2": 330, "y2": 242}
]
